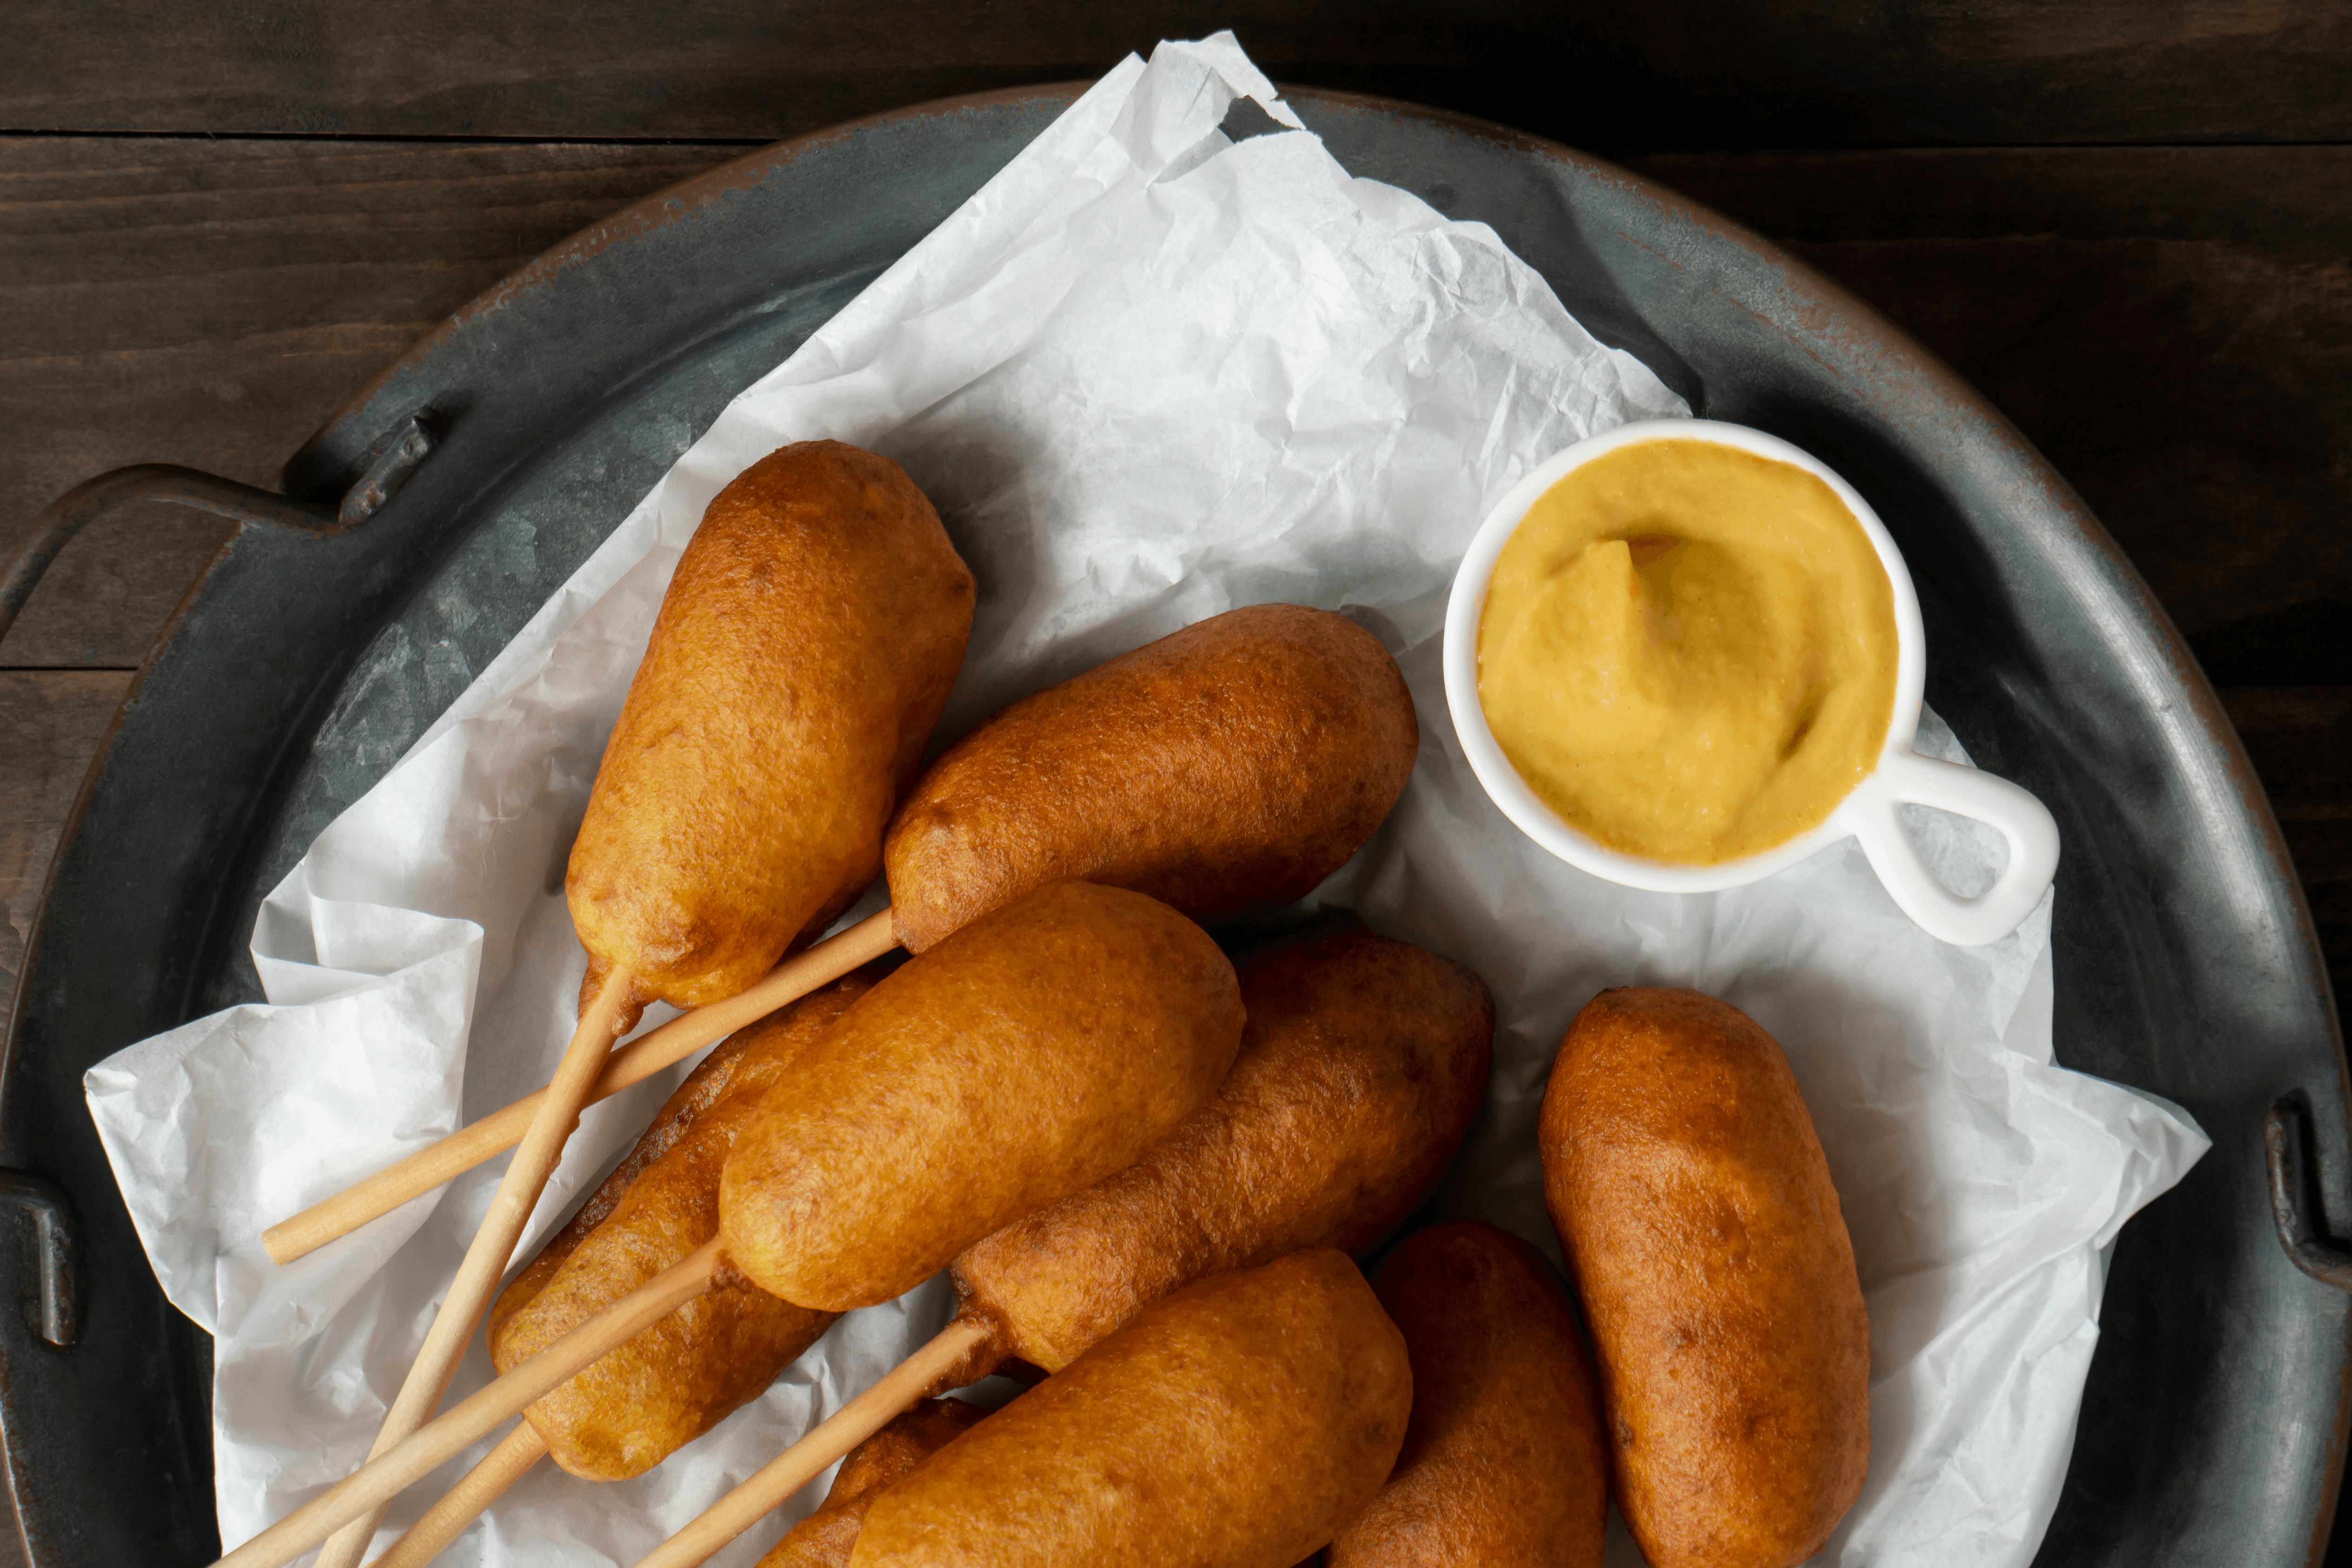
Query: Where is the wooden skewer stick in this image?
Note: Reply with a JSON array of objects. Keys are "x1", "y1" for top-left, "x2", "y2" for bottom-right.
[
  {"x1": 345, "y1": 1251, "x2": 977, "y2": 1568},
  {"x1": 213, "y1": 1239, "x2": 727, "y2": 1568},
  {"x1": 263, "y1": 910, "x2": 900, "y2": 1265},
  {"x1": 366, "y1": 1421, "x2": 550, "y2": 1568},
  {"x1": 308, "y1": 965, "x2": 640, "y2": 1568},
  {"x1": 358, "y1": 1223, "x2": 994, "y2": 1568},
  {"x1": 631, "y1": 1319, "x2": 993, "y2": 1568}
]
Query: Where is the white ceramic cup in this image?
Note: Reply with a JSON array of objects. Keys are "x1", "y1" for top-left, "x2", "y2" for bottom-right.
[{"x1": 1442, "y1": 417, "x2": 2060, "y2": 948}]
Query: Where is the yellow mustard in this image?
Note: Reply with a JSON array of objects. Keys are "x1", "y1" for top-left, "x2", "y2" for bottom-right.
[{"x1": 1476, "y1": 438, "x2": 1899, "y2": 864}]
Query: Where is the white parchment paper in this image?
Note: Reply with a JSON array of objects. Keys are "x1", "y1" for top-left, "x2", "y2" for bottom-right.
[{"x1": 85, "y1": 33, "x2": 2207, "y2": 1568}]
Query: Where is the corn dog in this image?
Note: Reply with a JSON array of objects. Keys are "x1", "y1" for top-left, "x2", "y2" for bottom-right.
[
  {"x1": 949, "y1": 928, "x2": 1492, "y2": 1374},
  {"x1": 721, "y1": 880, "x2": 1243, "y2": 1309},
  {"x1": 488, "y1": 978, "x2": 873, "y2": 1479},
  {"x1": 1327, "y1": 1220, "x2": 1607, "y2": 1568},
  {"x1": 215, "y1": 882, "x2": 1240, "y2": 1568},
  {"x1": 1541, "y1": 988, "x2": 1869, "y2": 1568},
  {"x1": 491, "y1": 973, "x2": 873, "y2": 1333},
  {"x1": 757, "y1": 1400, "x2": 991, "y2": 1568},
  {"x1": 369, "y1": 982, "x2": 876, "y2": 1568},
  {"x1": 573, "y1": 439, "x2": 975, "y2": 1027},
  {"x1": 886, "y1": 603, "x2": 1416, "y2": 951},
  {"x1": 849, "y1": 1250, "x2": 1411, "y2": 1568},
  {"x1": 272, "y1": 601, "x2": 1413, "y2": 1263},
  {"x1": 308, "y1": 440, "x2": 976, "y2": 1568},
  {"x1": 629, "y1": 927, "x2": 1490, "y2": 1568}
]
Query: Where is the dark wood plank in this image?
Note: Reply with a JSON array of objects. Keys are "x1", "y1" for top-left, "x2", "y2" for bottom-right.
[
  {"x1": 0, "y1": 673, "x2": 135, "y2": 1032},
  {"x1": 0, "y1": 136, "x2": 743, "y2": 667},
  {"x1": 0, "y1": 1, "x2": 2346, "y2": 148}
]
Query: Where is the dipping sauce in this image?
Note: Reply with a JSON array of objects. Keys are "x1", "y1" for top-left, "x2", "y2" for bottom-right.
[{"x1": 1476, "y1": 439, "x2": 1898, "y2": 864}]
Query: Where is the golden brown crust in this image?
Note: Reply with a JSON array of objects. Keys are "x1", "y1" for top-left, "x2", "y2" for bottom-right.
[
  {"x1": 1327, "y1": 1221, "x2": 1608, "y2": 1568},
  {"x1": 953, "y1": 930, "x2": 1492, "y2": 1370},
  {"x1": 487, "y1": 977, "x2": 876, "y2": 1480},
  {"x1": 569, "y1": 439, "x2": 975, "y2": 1015},
  {"x1": 755, "y1": 1399, "x2": 992, "y2": 1568},
  {"x1": 720, "y1": 881, "x2": 1245, "y2": 1312},
  {"x1": 849, "y1": 1251, "x2": 1411, "y2": 1568},
  {"x1": 1539, "y1": 988, "x2": 1869, "y2": 1568},
  {"x1": 489, "y1": 971, "x2": 875, "y2": 1339},
  {"x1": 884, "y1": 604, "x2": 1416, "y2": 953}
]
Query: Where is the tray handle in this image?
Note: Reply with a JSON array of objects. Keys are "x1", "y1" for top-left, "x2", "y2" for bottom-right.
[
  {"x1": 0, "y1": 411, "x2": 436, "y2": 648},
  {"x1": 2266, "y1": 1097, "x2": 2352, "y2": 1291},
  {"x1": 0, "y1": 1171, "x2": 79, "y2": 1349}
]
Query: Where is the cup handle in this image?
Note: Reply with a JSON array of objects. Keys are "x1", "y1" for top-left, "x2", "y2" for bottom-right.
[{"x1": 1849, "y1": 748, "x2": 2061, "y2": 947}]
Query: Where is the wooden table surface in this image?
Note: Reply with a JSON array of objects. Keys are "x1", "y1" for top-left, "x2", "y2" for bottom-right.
[{"x1": 3, "y1": 3, "x2": 2349, "y2": 1563}]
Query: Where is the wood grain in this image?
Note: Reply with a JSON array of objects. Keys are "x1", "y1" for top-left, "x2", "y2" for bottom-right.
[
  {"x1": 0, "y1": 136, "x2": 740, "y2": 1036},
  {"x1": 0, "y1": 1, "x2": 2346, "y2": 148},
  {"x1": 0, "y1": 136, "x2": 742, "y2": 667}
]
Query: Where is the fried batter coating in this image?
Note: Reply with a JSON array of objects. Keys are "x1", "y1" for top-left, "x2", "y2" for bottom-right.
[
  {"x1": 1327, "y1": 1220, "x2": 1607, "y2": 1568},
  {"x1": 571, "y1": 439, "x2": 975, "y2": 1023},
  {"x1": 490, "y1": 971, "x2": 874, "y2": 1334},
  {"x1": 884, "y1": 604, "x2": 1415, "y2": 952},
  {"x1": 952, "y1": 930, "x2": 1491, "y2": 1373},
  {"x1": 721, "y1": 881, "x2": 1245, "y2": 1312},
  {"x1": 849, "y1": 1250, "x2": 1411, "y2": 1568},
  {"x1": 1540, "y1": 988, "x2": 1869, "y2": 1568},
  {"x1": 487, "y1": 976, "x2": 873, "y2": 1480},
  {"x1": 757, "y1": 1399, "x2": 991, "y2": 1568}
]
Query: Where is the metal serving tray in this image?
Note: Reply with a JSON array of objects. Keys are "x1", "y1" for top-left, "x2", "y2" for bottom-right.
[{"x1": 3, "y1": 85, "x2": 2344, "y2": 1567}]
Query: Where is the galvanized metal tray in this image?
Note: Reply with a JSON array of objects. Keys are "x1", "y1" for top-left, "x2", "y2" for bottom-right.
[{"x1": 4, "y1": 85, "x2": 2345, "y2": 1567}]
